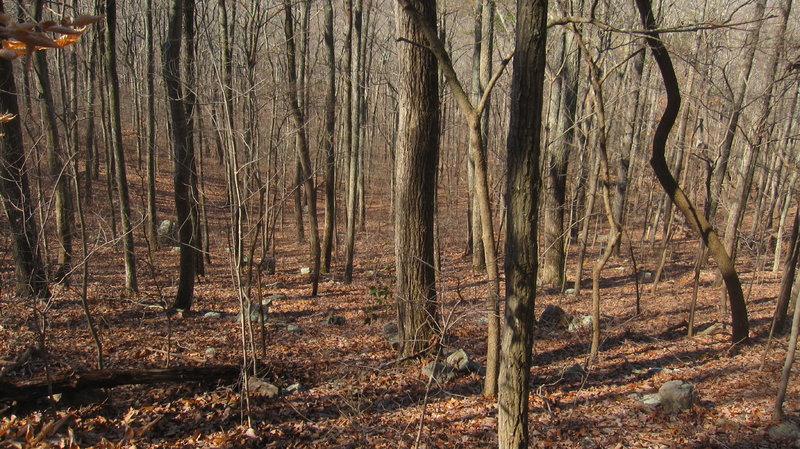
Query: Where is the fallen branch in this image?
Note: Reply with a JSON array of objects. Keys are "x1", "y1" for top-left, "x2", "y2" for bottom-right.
[{"x1": 0, "y1": 364, "x2": 241, "y2": 403}]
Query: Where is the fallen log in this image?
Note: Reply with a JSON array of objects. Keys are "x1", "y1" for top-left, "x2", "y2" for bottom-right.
[{"x1": 0, "y1": 365, "x2": 241, "y2": 403}]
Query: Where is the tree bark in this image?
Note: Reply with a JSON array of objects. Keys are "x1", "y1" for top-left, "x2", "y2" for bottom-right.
[
  {"x1": 498, "y1": 2, "x2": 546, "y2": 445},
  {"x1": 321, "y1": 0, "x2": 336, "y2": 273},
  {"x1": 33, "y1": 0, "x2": 73, "y2": 283},
  {"x1": 105, "y1": 0, "x2": 138, "y2": 293},
  {"x1": 0, "y1": 9, "x2": 49, "y2": 299},
  {"x1": 283, "y1": 0, "x2": 321, "y2": 297},
  {"x1": 163, "y1": 0, "x2": 198, "y2": 310},
  {"x1": 0, "y1": 365, "x2": 241, "y2": 404},
  {"x1": 394, "y1": 0, "x2": 440, "y2": 358}
]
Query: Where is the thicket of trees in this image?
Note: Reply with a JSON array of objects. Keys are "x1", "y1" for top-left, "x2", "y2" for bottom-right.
[{"x1": 2, "y1": 0, "x2": 800, "y2": 442}]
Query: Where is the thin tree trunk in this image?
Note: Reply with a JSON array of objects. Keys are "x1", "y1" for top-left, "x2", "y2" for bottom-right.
[
  {"x1": 33, "y1": 0, "x2": 74, "y2": 283},
  {"x1": 321, "y1": 0, "x2": 336, "y2": 273},
  {"x1": 283, "y1": 0, "x2": 321, "y2": 296},
  {"x1": 344, "y1": 0, "x2": 363, "y2": 283},
  {"x1": 105, "y1": 0, "x2": 137, "y2": 293},
  {"x1": 636, "y1": 0, "x2": 749, "y2": 344}
]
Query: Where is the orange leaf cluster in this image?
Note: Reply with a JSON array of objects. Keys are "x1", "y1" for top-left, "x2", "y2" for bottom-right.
[{"x1": 0, "y1": 12, "x2": 103, "y2": 60}]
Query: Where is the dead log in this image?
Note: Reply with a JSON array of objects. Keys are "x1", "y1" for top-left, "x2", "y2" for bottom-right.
[{"x1": 0, "y1": 365, "x2": 241, "y2": 403}]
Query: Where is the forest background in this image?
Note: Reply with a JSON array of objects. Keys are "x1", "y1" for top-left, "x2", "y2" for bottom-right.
[{"x1": 0, "y1": 0, "x2": 799, "y2": 447}]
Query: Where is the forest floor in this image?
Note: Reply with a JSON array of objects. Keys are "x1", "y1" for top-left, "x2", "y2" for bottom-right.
[{"x1": 0, "y1": 163, "x2": 798, "y2": 448}]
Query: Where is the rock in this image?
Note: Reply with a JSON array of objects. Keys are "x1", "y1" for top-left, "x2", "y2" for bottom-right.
[
  {"x1": 247, "y1": 377, "x2": 279, "y2": 398},
  {"x1": 383, "y1": 322, "x2": 400, "y2": 350},
  {"x1": 260, "y1": 257, "x2": 276, "y2": 275},
  {"x1": 236, "y1": 299, "x2": 272, "y2": 323},
  {"x1": 300, "y1": 267, "x2": 311, "y2": 275},
  {"x1": 641, "y1": 393, "x2": 662, "y2": 407},
  {"x1": 204, "y1": 347, "x2": 217, "y2": 359},
  {"x1": 157, "y1": 219, "x2": 178, "y2": 246},
  {"x1": 769, "y1": 421, "x2": 800, "y2": 440},
  {"x1": 267, "y1": 294, "x2": 286, "y2": 301},
  {"x1": 421, "y1": 361, "x2": 455, "y2": 383},
  {"x1": 580, "y1": 437, "x2": 598, "y2": 448},
  {"x1": 563, "y1": 363, "x2": 586, "y2": 381},
  {"x1": 446, "y1": 349, "x2": 471, "y2": 371},
  {"x1": 564, "y1": 288, "x2": 576, "y2": 296},
  {"x1": 568, "y1": 315, "x2": 593, "y2": 332},
  {"x1": 539, "y1": 304, "x2": 573, "y2": 330},
  {"x1": 326, "y1": 315, "x2": 346, "y2": 325},
  {"x1": 204, "y1": 311, "x2": 222, "y2": 319},
  {"x1": 658, "y1": 380, "x2": 697, "y2": 413},
  {"x1": 286, "y1": 324, "x2": 301, "y2": 332},
  {"x1": 638, "y1": 271, "x2": 653, "y2": 282},
  {"x1": 284, "y1": 383, "x2": 302, "y2": 394}
]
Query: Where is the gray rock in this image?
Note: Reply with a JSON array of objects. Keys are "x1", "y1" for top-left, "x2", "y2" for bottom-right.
[
  {"x1": 638, "y1": 271, "x2": 653, "y2": 282},
  {"x1": 421, "y1": 361, "x2": 455, "y2": 383},
  {"x1": 641, "y1": 393, "x2": 662, "y2": 407},
  {"x1": 383, "y1": 322, "x2": 400, "y2": 350},
  {"x1": 204, "y1": 311, "x2": 222, "y2": 319},
  {"x1": 769, "y1": 421, "x2": 800, "y2": 440},
  {"x1": 565, "y1": 288, "x2": 576, "y2": 296},
  {"x1": 300, "y1": 267, "x2": 311, "y2": 275},
  {"x1": 286, "y1": 324, "x2": 301, "y2": 332},
  {"x1": 260, "y1": 257, "x2": 276, "y2": 275},
  {"x1": 204, "y1": 347, "x2": 217, "y2": 359},
  {"x1": 236, "y1": 299, "x2": 273, "y2": 323},
  {"x1": 563, "y1": 363, "x2": 586, "y2": 381},
  {"x1": 446, "y1": 349, "x2": 471, "y2": 371},
  {"x1": 327, "y1": 314, "x2": 346, "y2": 325},
  {"x1": 658, "y1": 380, "x2": 697, "y2": 413},
  {"x1": 247, "y1": 377, "x2": 279, "y2": 398},
  {"x1": 284, "y1": 383, "x2": 302, "y2": 394},
  {"x1": 568, "y1": 315, "x2": 593, "y2": 332},
  {"x1": 539, "y1": 304, "x2": 573, "y2": 330},
  {"x1": 157, "y1": 219, "x2": 178, "y2": 246}
]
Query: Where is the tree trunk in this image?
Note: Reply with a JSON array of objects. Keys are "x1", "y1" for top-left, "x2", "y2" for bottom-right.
[
  {"x1": 105, "y1": 0, "x2": 138, "y2": 293},
  {"x1": 283, "y1": 0, "x2": 321, "y2": 297},
  {"x1": 344, "y1": 0, "x2": 363, "y2": 284},
  {"x1": 636, "y1": 0, "x2": 749, "y2": 344},
  {"x1": 0, "y1": 12, "x2": 49, "y2": 299},
  {"x1": 321, "y1": 0, "x2": 336, "y2": 273},
  {"x1": 541, "y1": 28, "x2": 578, "y2": 288},
  {"x1": 707, "y1": 0, "x2": 765, "y2": 222},
  {"x1": 497, "y1": 2, "x2": 546, "y2": 446},
  {"x1": 394, "y1": 0, "x2": 440, "y2": 358},
  {"x1": 163, "y1": 0, "x2": 198, "y2": 310},
  {"x1": 145, "y1": 0, "x2": 158, "y2": 251}
]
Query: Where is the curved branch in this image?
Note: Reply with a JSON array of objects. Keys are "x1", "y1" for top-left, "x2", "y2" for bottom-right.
[{"x1": 635, "y1": 0, "x2": 749, "y2": 344}]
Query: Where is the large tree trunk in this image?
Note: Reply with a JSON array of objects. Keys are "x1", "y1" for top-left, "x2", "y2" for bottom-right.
[
  {"x1": 636, "y1": 0, "x2": 749, "y2": 344},
  {"x1": 497, "y1": 1, "x2": 546, "y2": 446},
  {"x1": 163, "y1": 0, "x2": 198, "y2": 310},
  {"x1": 105, "y1": 0, "x2": 138, "y2": 293},
  {"x1": 394, "y1": 0, "x2": 440, "y2": 358},
  {"x1": 0, "y1": 10, "x2": 49, "y2": 299}
]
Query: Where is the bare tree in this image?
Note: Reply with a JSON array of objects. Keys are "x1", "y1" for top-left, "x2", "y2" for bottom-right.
[
  {"x1": 498, "y1": 1, "x2": 547, "y2": 444},
  {"x1": 394, "y1": 0, "x2": 440, "y2": 358}
]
